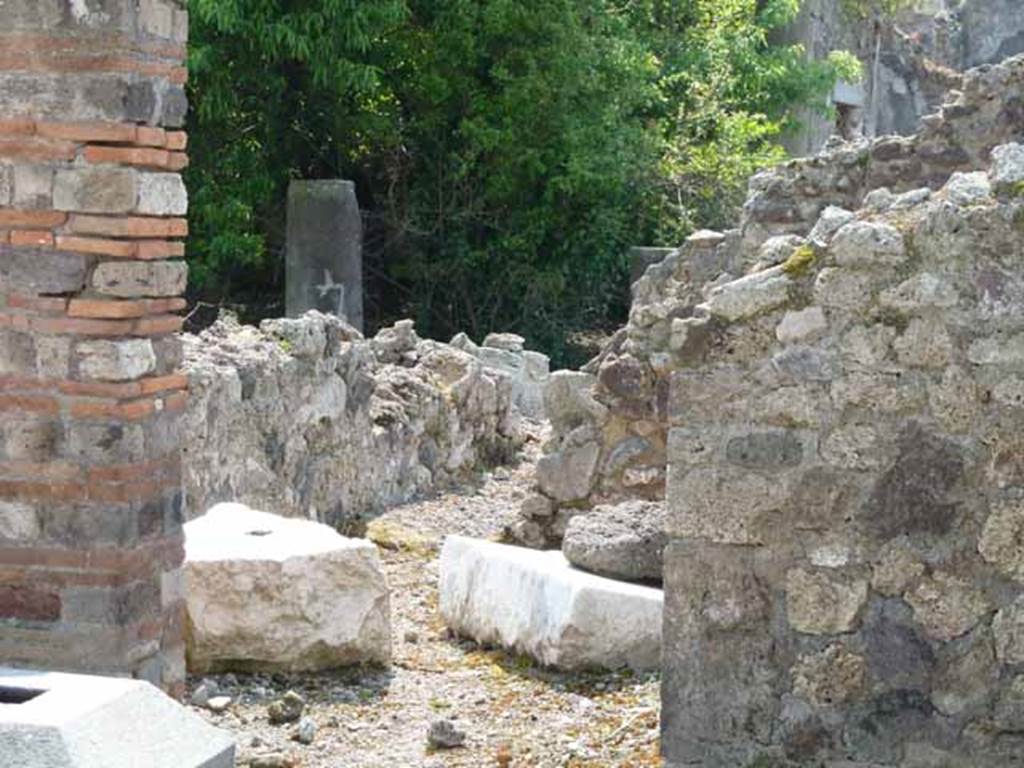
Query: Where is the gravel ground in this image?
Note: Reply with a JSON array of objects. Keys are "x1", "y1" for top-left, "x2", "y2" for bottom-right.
[{"x1": 187, "y1": 422, "x2": 663, "y2": 767}]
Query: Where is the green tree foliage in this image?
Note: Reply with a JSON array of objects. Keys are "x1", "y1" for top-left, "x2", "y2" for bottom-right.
[{"x1": 186, "y1": 0, "x2": 851, "y2": 363}]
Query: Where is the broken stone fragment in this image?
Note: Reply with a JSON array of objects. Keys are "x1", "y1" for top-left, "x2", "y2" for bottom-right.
[
  {"x1": 702, "y1": 265, "x2": 792, "y2": 322},
  {"x1": 562, "y1": 500, "x2": 667, "y2": 582},
  {"x1": 427, "y1": 719, "x2": 467, "y2": 749},
  {"x1": 535, "y1": 442, "x2": 600, "y2": 503},
  {"x1": 830, "y1": 220, "x2": 906, "y2": 268},
  {"x1": 268, "y1": 691, "x2": 306, "y2": 725},
  {"x1": 184, "y1": 504, "x2": 391, "y2": 673},
  {"x1": 990, "y1": 142, "x2": 1024, "y2": 190}
]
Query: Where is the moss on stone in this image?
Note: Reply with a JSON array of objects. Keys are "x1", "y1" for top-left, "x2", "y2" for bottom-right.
[{"x1": 781, "y1": 245, "x2": 817, "y2": 277}]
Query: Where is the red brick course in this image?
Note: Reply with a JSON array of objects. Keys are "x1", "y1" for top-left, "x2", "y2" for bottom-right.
[{"x1": 0, "y1": 23, "x2": 190, "y2": 693}]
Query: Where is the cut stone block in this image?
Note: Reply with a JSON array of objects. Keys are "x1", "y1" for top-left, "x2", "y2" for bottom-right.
[
  {"x1": 184, "y1": 503, "x2": 391, "y2": 673},
  {"x1": 0, "y1": 667, "x2": 235, "y2": 768},
  {"x1": 285, "y1": 179, "x2": 364, "y2": 331},
  {"x1": 439, "y1": 536, "x2": 663, "y2": 670}
]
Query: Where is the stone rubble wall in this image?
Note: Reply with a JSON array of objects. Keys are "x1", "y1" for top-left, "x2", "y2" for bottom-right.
[
  {"x1": 782, "y1": 0, "x2": 1024, "y2": 156},
  {"x1": 0, "y1": 0, "x2": 190, "y2": 695},
  {"x1": 742, "y1": 52, "x2": 1024, "y2": 256},
  {"x1": 511, "y1": 53, "x2": 1024, "y2": 549},
  {"x1": 182, "y1": 313, "x2": 535, "y2": 530},
  {"x1": 662, "y1": 146, "x2": 1024, "y2": 766}
]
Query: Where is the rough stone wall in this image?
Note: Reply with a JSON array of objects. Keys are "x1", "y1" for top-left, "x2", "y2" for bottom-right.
[
  {"x1": 742, "y1": 53, "x2": 1024, "y2": 255},
  {"x1": 183, "y1": 314, "x2": 528, "y2": 530},
  {"x1": 661, "y1": 148, "x2": 1024, "y2": 766},
  {"x1": 0, "y1": 0, "x2": 190, "y2": 694},
  {"x1": 512, "y1": 54, "x2": 1024, "y2": 549},
  {"x1": 783, "y1": 0, "x2": 1024, "y2": 156}
]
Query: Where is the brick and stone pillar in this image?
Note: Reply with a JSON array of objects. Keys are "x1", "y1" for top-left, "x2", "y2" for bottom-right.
[{"x1": 0, "y1": 0, "x2": 189, "y2": 695}]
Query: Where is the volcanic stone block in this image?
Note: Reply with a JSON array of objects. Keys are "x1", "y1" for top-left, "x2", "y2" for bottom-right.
[
  {"x1": 0, "y1": 667, "x2": 235, "y2": 768},
  {"x1": 285, "y1": 179, "x2": 364, "y2": 331}
]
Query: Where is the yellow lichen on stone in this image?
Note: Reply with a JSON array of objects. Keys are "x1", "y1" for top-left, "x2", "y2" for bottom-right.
[{"x1": 782, "y1": 245, "x2": 817, "y2": 277}]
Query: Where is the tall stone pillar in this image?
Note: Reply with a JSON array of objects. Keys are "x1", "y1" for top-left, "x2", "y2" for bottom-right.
[
  {"x1": 286, "y1": 180, "x2": 364, "y2": 332},
  {"x1": 0, "y1": 0, "x2": 190, "y2": 695}
]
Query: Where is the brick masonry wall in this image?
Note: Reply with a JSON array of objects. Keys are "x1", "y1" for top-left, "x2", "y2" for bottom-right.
[{"x1": 0, "y1": 0, "x2": 189, "y2": 696}]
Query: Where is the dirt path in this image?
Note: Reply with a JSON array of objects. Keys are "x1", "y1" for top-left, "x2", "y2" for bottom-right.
[{"x1": 189, "y1": 428, "x2": 662, "y2": 767}]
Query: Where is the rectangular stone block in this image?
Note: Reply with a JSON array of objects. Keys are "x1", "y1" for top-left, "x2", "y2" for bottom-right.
[
  {"x1": 136, "y1": 172, "x2": 187, "y2": 216},
  {"x1": 12, "y1": 164, "x2": 54, "y2": 209},
  {"x1": 0, "y1": 667, "x2": 235, "y2": 768},
  {"x1": 91, "y1": 261, "x2": 187, "y2": 298},
  {"x1": 0, "y1": 330, "x2": 37, "y2": 376},
  {"x1": 0, "y1": 499, "x2": 41, "y2": 541},
  {"x1": 286, "y1": 179, "x2": 364, "y2": 331},
  {"x1": 75, "y1": 339, "x2": 157, "y2": 382},
  {"x1": 54, "y1": 166, "x2": 137, "y2": 213},
  {"x1": 0, "y1": 247, "x2": 91, "y2": 294},
  {"x1": 0, "y1": 416, "x2": 61, "y2": 463}
]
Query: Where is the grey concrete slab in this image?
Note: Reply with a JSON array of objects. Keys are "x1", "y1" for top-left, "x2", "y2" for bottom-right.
[{"x1": 0, "y1": 667, "x2": 235, "y2": 768}]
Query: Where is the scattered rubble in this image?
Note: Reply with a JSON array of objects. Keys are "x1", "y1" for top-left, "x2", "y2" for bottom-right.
[
  {"x1": 427, "y1": 719, "x2": 467, "y2": 749},
  {"x1": 562, "y1": 500, "x2": 667, "y2": 582}
]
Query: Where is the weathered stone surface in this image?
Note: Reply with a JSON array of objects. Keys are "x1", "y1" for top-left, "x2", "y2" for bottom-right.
[
  {"x1": 668, "y1": 466, "x2": 789, "y2": 545},
  {"x1": 92, "y1": 261, "x2": 188, "y2": 298},
  {"x1": 0, "y1": 668, "x2": 235, "y2": 768},
  {"x1": 703, "y1": 266, "x2": 791, "y2": 322},
  {"x1": 831, "y1": 221, "x2": 906, "y2": 267},
  {"x1": 13, "y1": 164, "x2": 54, "y2": 208},
  {"x1": 439, "y1": 536, "x2": 662, "y2": 670},
  {"x1": 863, "y1": 424, "x2": 965, "y2": 541},
  {"x1": 990, "y1": 142, "x2": 1024, "y2": 189},
  {"x1": 871, "y1": 541, "x2": 925, "y2": 596},
  {"x1": 184, "y1": 313, "x2": 522, "y2": 525},
  {"x1": 661, "y1": 541, "x2": 777, "y2": 766},
  {"x1": 653, "y1": 55, "x2": 1024, "y2": 768},
  {"x1": 0, "y1": 501, "x2": 40, "y2": 541},
  {"x1": 0, "y1": 248, "x2": 90, "y2": 294},
  {"x1": 792, "y1": 645, "x2": 867, "y2": 708},
  {"x1": 535, "y1": 442, "x2": 600, "y2": 503},
  {"x1": 76, "y1": 339, "x2": 156, "y2": 382},
  {"x1": 53, "y1": 167, "x2": 136, "y2": 213},
  {"x1": 905, "y1": 573, "x2": 991, "y2": 642},
  {"x1": 979, "y1": 500, "x2": 1024, "y2": 580},
  {"x1": 931, "y1": 629, "x2": 998, "y2": 716},
  {"x1": 808, "y1": 205, "x2": 855, "y2": 246},
  {"x1": 286, "y1": 179, "x2": 364, "y2": 331},
  {"x1": 543, "y1": 371, "x2": 607, "y2": 432},
  {"x1": 184, "y1": 503, "x2": 391, "y2": 672},
  {"x1": 725, "y1": 430, "x2": 803, "y2": 468},
  {"x1": 137, "y1": 172, "x2": 189, "y2": 216},
  {"x1": 775, "y1": 306, "x2": 828, "y2": 344},
  {"x1": 562, "y1": 500, "x2": 666, "y2": 582},
  {"x1": 786, "y1": 568, "x2": 868, "y2": 635},
  {"x1": 943, "y1": 170, "x2": 993, "y2": 205},
  {"x1": 994, "y1": 596, "x2": 1024, "y2": 664}
]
